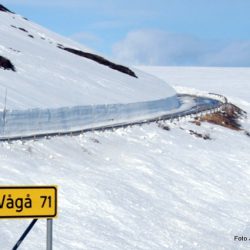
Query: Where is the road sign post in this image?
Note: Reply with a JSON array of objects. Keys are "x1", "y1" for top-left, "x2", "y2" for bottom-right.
[
  {"x1": 0, "y1": 186, "x2": 57, "y2": 249},
  {"x1": 47, "y1": 218, "x2": 53, "y2": 250},
  {"x1": 12, "y1": 219, "x2": 38, "y2": 250}
]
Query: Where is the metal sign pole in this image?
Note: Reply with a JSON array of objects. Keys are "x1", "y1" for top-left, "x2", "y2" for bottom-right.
[
  {"x1": 46, "y1": 219, "x2": 53, "y2": 250},
  {"x1": 12, "y1": 219, "x2": 38, "y2": 250}
]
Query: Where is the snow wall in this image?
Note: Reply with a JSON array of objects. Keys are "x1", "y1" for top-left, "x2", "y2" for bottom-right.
[{"x1": 0, "y1": 95, "x2": 179, "y2": 139}]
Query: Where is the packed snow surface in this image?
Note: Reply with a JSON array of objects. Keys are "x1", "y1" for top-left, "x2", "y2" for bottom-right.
[
  {"x1": 0, "y1": 11, "x2": 177, "y2": 110},
  {"x1": 0, "y1": 67, "x2": 249, "y2": 250}
]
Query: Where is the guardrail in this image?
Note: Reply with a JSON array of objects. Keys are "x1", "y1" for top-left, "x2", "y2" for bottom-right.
[
  {"x1": 208, "y1": 93, "x2": 227, "y2": 104},
  {"x1": 164, "y1": 93, "x2": 227, "y2": 124}
]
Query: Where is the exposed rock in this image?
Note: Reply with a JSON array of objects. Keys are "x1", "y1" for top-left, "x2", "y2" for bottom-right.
[
  {"x1": 0, "y1": 4, "x2": 14, "y2": 13},
  {"x1": 0, "y1": 56, "x2": 16, "y2": 71},
  {"x1": 18, "y1": 27, "x2": 28, "y2": 33},
  {"x1": 9, "y1": 48, "x2": 20, "y2": 53},
  {"x1": 245, "y1": 131, "x2": 250, "y2": 137},
  {"x1": 158, "y1": 123, "x2": 170, "y2": 131},
  {"x1": 195, "y1": 103, "x2": 246, "y2": 130},
  {"x1": 189, "y1": 130, "x2": 211, "y2": 140},
  {"x1": 58, "y1": 45, "x2": 138, "y2": 78}
]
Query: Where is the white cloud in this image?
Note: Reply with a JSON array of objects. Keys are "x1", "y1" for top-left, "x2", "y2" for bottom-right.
[{"x1": 112, "y1": 29, "x2": 250, "y2": 67}]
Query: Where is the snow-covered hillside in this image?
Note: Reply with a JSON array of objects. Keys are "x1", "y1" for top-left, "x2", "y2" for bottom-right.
[
  {"x1": 0, "y1": 66, "x2": 249, "y2": 250},
  {"x1": 0, "y1": 8, "x2": 177, "y2": 109},
  {"x1": 0, "y1": 6, "x2": 180, "y2": 139}
]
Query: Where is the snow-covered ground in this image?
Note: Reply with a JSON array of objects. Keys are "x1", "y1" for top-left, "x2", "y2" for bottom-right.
[
  {"x1": 0, "y1": 67, "x2": 249, "y2": 250},
  {"x1": 0, "y1": 11, "x2": 177, "y2": 109},
  {"x1": 0, "y1": 9, "x2": 180, "y2": 138}
]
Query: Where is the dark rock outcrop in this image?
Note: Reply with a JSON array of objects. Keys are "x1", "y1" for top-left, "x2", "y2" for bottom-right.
[
  {"x1": 195, "y1": 103, "x2": 246, "y2": 131},
  {"x1": 0, "y1": 4, "x2": 14, "y2": 13},
  {"x1": 58, "y1": 45, "x2": 137, "y2": 78},
  {"x1": 18, "y1": 27, "x2": 28, "y2": 33},
  {"x1": 0, "y1": 56, "x2": 16, "y2": 71}
]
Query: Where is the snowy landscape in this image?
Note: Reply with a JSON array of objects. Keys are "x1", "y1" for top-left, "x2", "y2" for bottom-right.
[{"x1": 0, "y1": 4, "x2": 250, "y2": 250}]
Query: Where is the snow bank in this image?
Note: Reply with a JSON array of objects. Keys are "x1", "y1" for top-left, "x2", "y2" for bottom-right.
[{"x1": 0, "y1": 96, "x2": 179, "y2": 138}]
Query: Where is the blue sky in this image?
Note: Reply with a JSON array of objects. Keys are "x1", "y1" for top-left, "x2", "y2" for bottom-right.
[{"x1": 2, "y1": 0, "x2": 250, "y2": 66}]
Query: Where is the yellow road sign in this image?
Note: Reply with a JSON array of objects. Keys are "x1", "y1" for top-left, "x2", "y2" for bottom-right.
[{"x1": 0, "y1": 186, "x2": 57, "y2": 219}]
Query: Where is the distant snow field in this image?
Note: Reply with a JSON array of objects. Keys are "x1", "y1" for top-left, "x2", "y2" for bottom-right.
[{"x1": 138, "y1": 66, "x2": 250, "y2": 108}]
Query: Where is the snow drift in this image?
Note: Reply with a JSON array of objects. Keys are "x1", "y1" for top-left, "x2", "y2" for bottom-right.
[{"x1": 0, "y1": 97, "x2": 178, "y2": 138}]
